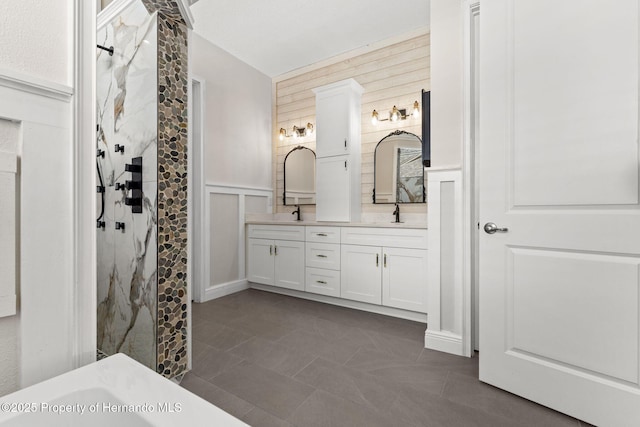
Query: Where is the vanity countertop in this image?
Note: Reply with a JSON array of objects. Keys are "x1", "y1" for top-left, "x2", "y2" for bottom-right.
[{"x1": 245, "y1": 220, "x2": 427, "y2": 230}]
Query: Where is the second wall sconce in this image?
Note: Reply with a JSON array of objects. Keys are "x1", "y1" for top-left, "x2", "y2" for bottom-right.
[
  {"x1": 371, "y1": 101, "x2": 420, "y2": 125},
  {"x1": 279, "y1": 123, "x2": 314, "y2": 141}
]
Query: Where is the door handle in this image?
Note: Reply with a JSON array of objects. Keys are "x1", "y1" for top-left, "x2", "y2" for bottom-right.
[
  {"x1": 316, "y1": 280, "x2": 327, "y2": 285},
  {"x1": 274, "y1": 245, "x2": 278, "y2": 255},
  {"x1": 317, "y1": 233, "x2": 327, "y2": 237},
  {"x1": 484, "y1": 222, "x2": 509, "y2": 234},
  {"x1": 317, "y1": 254, "x2": 327, "y2": 258},
  {"x1": 384, "y1": 254, "x2": 387, "y2": 268},
  {"x1": 376, "y1": 253, "x2": 379, "y2": 266}
]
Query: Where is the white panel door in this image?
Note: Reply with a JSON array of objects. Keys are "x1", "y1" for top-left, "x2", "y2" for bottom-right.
[
  {"x1": 247, "y1": 238, "x2": 274, "y2": 286},
  {"x1": 315, "y1": 91, "x2": 350, "y2": 158},
  {"x1": 274, "y1": 240, "x2": 305, "y2": 291},
  {"x1": 382, "y1": 247, "x2": 427, "y2": 313},
  {"x1": 341, "y1": 244, "x2": 382, "y2": 304},
  {"x1": 316, "y1": 155, "x2": 350, "y2": 222},
  {"x1": 479, "y1": 1, "x2": 640, "y2": 425}
]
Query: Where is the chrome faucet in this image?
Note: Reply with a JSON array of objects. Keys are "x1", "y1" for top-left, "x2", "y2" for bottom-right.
[
  {"x1": 292, "y1": 205, "x2": 301, "y2": 221},
  {"x1": 393, "y1": 203, "x2": 400, "y2": 223}
]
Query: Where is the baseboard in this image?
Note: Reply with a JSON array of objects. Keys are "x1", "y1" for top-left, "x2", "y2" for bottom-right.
[
  {"x1": 425, "y1": 329, "x2": 466, "y2": 356},
  {"x1": 250, "y1": 283, "x2": 428, "y2": 323},
  {"x1": 203, "y1": 279, "x2": 249, "y2": 301}
]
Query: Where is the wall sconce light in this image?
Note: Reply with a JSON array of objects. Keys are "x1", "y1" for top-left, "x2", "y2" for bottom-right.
[
  {"x1": 279, "y1": 123, "x2": 314, "y2": 141},
  {"x1": 371, "y1": 101, "x2": 420, "y2": 125}
]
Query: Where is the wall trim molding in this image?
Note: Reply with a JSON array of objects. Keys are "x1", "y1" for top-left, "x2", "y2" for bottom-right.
[
  {"x1": 425, "y1": 330, "x2": 464, "y2": 355},
  {"x1": 0, "y1": 68, "x2": 73, "y2": 102},
  {"x1": 97, "y1": 0, "x2": 138, "y2": 29},
  {"x1": 205, "y1": 183, "x2": 273, "y2": 195},
  {"x1": 203, "y1": 280, "x2": 250, "y2": 301},
  {"x1": 176, "y1": 0, "x2": 195, "y2": 29},
  {"x1": 251, "y1": 284, "x2": 428, "y2": 323},
  {"x1": 197, "y1": 184, "x2": 272, "y2": 303},
  {"x1": 72, "y1": 0, "x2": 97, "y2": 369},
  {"x1": 426, "y1": 169, "x2": 470, "y2": 357}
]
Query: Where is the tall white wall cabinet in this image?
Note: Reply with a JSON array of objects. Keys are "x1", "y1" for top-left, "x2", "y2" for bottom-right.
[{"x1": 313, "y1": 79, "x2": 364, "y2": 222}]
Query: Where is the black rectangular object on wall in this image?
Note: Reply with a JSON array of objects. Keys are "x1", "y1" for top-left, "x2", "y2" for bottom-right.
[{"x1": 422, "y1": 90, "x2": 431, "y2": 167}]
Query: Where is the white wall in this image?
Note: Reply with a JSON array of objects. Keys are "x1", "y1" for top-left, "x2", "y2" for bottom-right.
[
  {"x1": 430, "y1": 0, "x2": 464, "y2": 168},
  {"x1": 0, "y1": 1, "x2": 72, "y2": 86},
  {"x1": 0, "y1": 0, "x2": 75, "y2": 396},
  {"x1": 191, "y1": 33, "x2": 272, "y2": 302},
  {"x1": 191, "y1": 33, "x2": 272, "y2": 188}
]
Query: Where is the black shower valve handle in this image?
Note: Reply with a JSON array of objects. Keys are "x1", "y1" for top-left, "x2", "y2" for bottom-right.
[
  {"x1": 97, "y1": 149, "x2": 105, "y2": 158},
  {"x1": 125, "y1": 180, "x2": 141, "y2": 190},
  {"x1": 115, "y1": 182, "x2": 126, "y2": 191},
  {"x1": 97, "y1": 220, "x2": 106, "y2": 229},
  {"x1": 115, "y1": 222, "x2": 125, "y2": 231},
  {"x1": 125, "y1": 163, "x2": 142, "y2": 173},
  {"x1": 115, "y1": 144, "x2": 125, "y2": 153}
]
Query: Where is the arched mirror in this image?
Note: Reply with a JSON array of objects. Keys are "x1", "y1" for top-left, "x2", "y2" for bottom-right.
[
  {"x1": 373, "y1": 130, "x2": 425, "y2": 203},
  {"x1": 283, "y1": 146, "x2": 316, "y2": 205}
]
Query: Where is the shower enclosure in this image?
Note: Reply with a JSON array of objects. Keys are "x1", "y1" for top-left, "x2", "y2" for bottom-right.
[{"x1": 96, "y1": 0, "x2": 189, "y2": 379}]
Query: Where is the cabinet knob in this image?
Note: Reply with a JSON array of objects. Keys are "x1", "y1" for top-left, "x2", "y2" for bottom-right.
[
  {"x1": 384, "y1": 254, "x2": 387, "y2": 268},
  {"x1": 376, "y1": 253, "x2": 379, "y2": 266},
  {"x1": 317, "y1": 254, "x2": 327, "y2": 258},
  {"x1": 316, "y1": 280, "x2": 327, "y2": 285}
]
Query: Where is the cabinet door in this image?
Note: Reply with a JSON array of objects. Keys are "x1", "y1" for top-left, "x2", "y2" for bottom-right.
[
  {"x1": 274, "y1": 240, "x2": 305, "y2": 291},
  {"x1": 316, "y1": 91, "x2": 350, "y2": 157},
  {"x1": 247, "y1": 238, "x2": 274, "y2": 285},
  {"x1": 316, "y1": 156, "x2": 350, "y2": 222},
  {"x1": 382, "y1": 247, "x2": 427, "y2": 313},
  {"x1": 340, "y1": 244, "x2": 382, "y2": 304}
]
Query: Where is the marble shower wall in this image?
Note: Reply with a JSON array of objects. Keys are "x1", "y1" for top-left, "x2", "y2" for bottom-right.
[
  {"x1": 96, "y1": 1, "x2": 158, "y2": 370},
  {"x1": 97, "y1": 0, "x2": 189, "y2": 379}
]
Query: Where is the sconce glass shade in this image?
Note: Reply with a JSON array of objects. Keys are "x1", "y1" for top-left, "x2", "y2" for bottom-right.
[
  {"x1": 371, "y1": 110, "x2": 379, "y2": 125},
  {"x1": 279, "y1": 128, "x2": 286, "y2": 141},
  {"x1": 412, "y1": 100, "x2": 420, "y2": 119},
  {"x1": 390, "y1": 106, "x2": 400, "y2": 122},
  {"x1": 305, "y1": 123, "x2": 314, "y2": 136},
  {"x1": 292, "y1": 126, "x2": 300, "y2": 138}
]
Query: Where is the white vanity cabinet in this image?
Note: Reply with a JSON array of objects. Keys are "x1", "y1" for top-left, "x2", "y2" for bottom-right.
[
  {"x1": 340, "y1": 227, "x2": 428, "y2": 313},
  {"x1": 247, "y1": 225, "x2": 305, "y2": 291},
  {"x1": 313, "y1": 79, "x2": 364, "y2": 222},
  {"x1": 247, "y1": 223, "x2": 428, "y2": 317}
]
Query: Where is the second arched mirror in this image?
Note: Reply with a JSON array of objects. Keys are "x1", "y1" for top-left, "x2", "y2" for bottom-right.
[
  {"x1": 373, "y1": 130, "x2": 425, "y2": 204},
  {"x1": 283, "y1": 146, "x2": 316, "y2": 205}
]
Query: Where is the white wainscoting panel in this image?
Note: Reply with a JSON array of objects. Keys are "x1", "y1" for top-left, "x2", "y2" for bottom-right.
[
  {"x1": 0, "y1": 70, "x2": 76, "y2": 387},
  {"x1": 0, "y1": 150, "x2": 17, "y2": 318},
  {"x1": 425, "y1": 169, "x2": 471, "y2": 356},
  {"x1": 199, "y1": 184, "x2": 272, "y2": 302}
]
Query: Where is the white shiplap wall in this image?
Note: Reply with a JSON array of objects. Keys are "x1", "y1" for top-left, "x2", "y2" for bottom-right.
[{"x1": 274, "y1": 32, "x2": 430, "y2": 215}]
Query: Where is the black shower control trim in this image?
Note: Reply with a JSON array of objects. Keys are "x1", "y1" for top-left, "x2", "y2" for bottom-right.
[
  {"x1": 115, "y1": 183, "x2": 125, "y2": 191},
  {"x1": 115, "y1": 144, "x2": 125, "y2": 153},
  {"x1": 125, "y1": 180, "x2": 141, "y2": 190},
  {"x1": 115, "y1": 222, "x2": 125, "y2": 231},
  {"x1": 97, "y1": 220, "x2": 105, "y2": 229},
  {"x1": 97, "y1": 185, "x2": 105, "y2": 193},
  {"x1": 97, "y1": 149, "x2": 105, "y2": 158},
  {"x1": 125, "y1": 157, "x2": 143, "y2": 214}
]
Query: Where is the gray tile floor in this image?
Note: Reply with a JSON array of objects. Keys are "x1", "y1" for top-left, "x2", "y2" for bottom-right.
[{"x1": 182, "y1": 289, "x2": 588, "y2": 427}]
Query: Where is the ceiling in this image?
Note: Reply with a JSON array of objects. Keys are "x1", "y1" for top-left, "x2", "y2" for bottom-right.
[{"x1": 190, "y1": 0, "x2": 429, "y2": 77}]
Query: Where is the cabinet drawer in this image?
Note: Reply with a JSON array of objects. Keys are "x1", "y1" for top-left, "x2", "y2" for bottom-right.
[
  {"x1": 341, "y1": 227, "x2": 427, "y2": 249},
  {"x1": 305, "y1": 268, "x2": 340, "y2": 298},
  {"x1": 248, "y1": 224, "x2": 305, "y2": 241},
  {"x1": 306, "y1": 227, "x2": 341, "y2": 244},
  {"x1": 306, "y1": 243, "x2": 340, "y2": 270}
]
